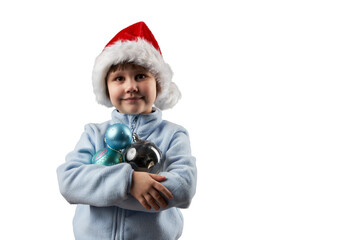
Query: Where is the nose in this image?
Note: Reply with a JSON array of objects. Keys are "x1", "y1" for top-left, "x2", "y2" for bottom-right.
[{"x1": 124, "y1": 78, "x2": 138, "y2": 93}]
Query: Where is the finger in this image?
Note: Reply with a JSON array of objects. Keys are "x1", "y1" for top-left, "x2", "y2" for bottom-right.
[
  {"x1": 150, "y1": 188, "x2": 168, "y2": 209},
  {"x1": 153, "y1": 182, "x2": 173, "y2": 200},
  {"x1": 149, "y1": 174, "x2": 166, "y2": 182},
  {"x1": 144, "y1": 193, "x2": 160, "y2": 210},
  {"x1": 139, "y1": 196, "x2": 152, "y2": 210}
]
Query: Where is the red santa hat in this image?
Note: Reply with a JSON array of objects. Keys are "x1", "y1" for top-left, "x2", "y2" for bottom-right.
[{"x1": 92, "y1": 21, "x2": 181, "y2": 110}]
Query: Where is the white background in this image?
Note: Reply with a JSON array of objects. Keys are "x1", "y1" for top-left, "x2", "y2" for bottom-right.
[{"x1": 0, "y1": 0, "x2": 359, "y2": 239}]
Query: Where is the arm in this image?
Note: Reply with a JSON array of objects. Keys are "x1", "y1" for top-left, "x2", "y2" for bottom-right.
[
  {"x1": 158, "y1": 130, "x2": 197, "y2": 208},
  {"x1": 56, "y1": 124, "x2": 134, "y2": 207},
  {"x1": 115, "y1": 130, "x2": 197, "y2": 212}
]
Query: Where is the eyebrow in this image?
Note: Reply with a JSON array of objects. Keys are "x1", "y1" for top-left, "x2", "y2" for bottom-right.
[{"x1": 113, "y1": 67, "x2": 150, "y2": 75}]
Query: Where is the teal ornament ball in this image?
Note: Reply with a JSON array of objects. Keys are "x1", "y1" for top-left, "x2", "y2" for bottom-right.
[
  {"x1": 92, "y1": 148, "x2": 123, "y2": 166},
  {"x1": 92, "y1": 123, "x2": 133, "y2": 166},
  {"x1": 105, "y1": 123, "x2": 133, "y2": 150}
]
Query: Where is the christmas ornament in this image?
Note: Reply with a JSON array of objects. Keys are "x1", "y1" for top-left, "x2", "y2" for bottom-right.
[
  {"x1": 124, "y1": 133, "x2": 162, "y2": 172},
  {"x1": 92, "y1": 123, "x2": 132, "y2": 166}
]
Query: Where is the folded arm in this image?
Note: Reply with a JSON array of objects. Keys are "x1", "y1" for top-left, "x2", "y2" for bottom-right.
[
  {"x1": 57, "y1": 126, "x2": 197, "y2": 211},
  {"x1": 57, "y1": 125, "x2": 134, "y2": 207},
  {"x1": 115, "y1": 130, "x2": 197, "y2": 212}
]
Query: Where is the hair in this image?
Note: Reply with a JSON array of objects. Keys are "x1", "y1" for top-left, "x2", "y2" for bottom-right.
[{"x1": 105, "y1": 61, "x2": 161, "y2": 98}]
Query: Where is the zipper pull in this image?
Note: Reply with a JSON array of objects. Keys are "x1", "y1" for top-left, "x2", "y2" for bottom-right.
[{"x1": 132, "y1": 132, "x2": 140, "y2": 143}]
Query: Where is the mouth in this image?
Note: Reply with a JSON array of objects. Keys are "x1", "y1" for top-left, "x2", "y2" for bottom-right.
[{"x1": 122, "y1": 97, "x2": 144, "y2": 102}]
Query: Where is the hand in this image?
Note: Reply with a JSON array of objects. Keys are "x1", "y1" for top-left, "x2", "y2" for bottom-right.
[{"x1": 130, "y1": 172, "x2": 173, "y2": 210}]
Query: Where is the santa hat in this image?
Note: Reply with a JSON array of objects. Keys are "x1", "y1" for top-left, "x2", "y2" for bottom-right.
[{"x1": 92, "y1": 21, "x2": 181, "y2": 110}]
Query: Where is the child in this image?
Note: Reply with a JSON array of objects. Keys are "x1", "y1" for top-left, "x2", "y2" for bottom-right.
[{"x1": 57, "y1": 22, "x2": 197, "y2": 240}]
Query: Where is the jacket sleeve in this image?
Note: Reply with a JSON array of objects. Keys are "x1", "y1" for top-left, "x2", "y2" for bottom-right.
[
  {"x1": 114, "y1": 130, "x2": 197, "y2": 212},
  {"x1": 56, "y1": 124, "x2": 134, "y2": 207}
]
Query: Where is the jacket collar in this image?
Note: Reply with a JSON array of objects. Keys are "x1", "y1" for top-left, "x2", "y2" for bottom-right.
[{"x1": 111, "y1": 107, "x2": 163, "y2": 138}]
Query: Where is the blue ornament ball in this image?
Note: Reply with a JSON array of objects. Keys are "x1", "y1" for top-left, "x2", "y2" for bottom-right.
[{"x1": 105, "y1": 123, "x2": 133, "y2": 150}]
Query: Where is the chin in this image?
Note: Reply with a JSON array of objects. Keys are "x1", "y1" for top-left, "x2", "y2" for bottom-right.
[{"x1": 119, "y1": 107, "x2": 149, "y2": 115}]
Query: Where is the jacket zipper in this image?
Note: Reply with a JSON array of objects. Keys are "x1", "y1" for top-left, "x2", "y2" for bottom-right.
[
  {"x1": 114, "y1": 208, "x2": 126, "y2": 240},
  {"x1": 119, "y1": 208, "x2": 126, "y2": 240},
  {"x1": 130, "y1": 115, "x2": 139, "y2": 137},
  {"x1": 114, "y1": 115, "x2": 138, "y2": 240},
  {"x1": 113, "y1": 207, "x2": 119, "y2": 239},
  {"x1": 131, "y1": 114, "x2": 162, "y2": 174}
]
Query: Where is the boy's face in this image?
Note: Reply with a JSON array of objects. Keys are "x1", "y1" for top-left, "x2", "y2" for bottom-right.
[{"x1": 107, "y1": 64, "x2": 157, "y2": 114}]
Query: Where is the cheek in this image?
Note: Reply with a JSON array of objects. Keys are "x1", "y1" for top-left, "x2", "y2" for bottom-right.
[
  {"x1": 107, "y1": 84, "x2": 123, "y2": 99},
  {"x1": 146, "y1": 81, "x2": 157, "y2": 100}
]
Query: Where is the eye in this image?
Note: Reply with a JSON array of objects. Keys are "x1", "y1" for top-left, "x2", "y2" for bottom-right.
[
  {"x1": 126, "y1": 148, "x2": 136, "y2": 161},
  {"x1": 114, "y1": 76, "x2": 125, "y2": 82},
  {"x1": 135, "y1": 74, "x2": 147, "y2": 81}
]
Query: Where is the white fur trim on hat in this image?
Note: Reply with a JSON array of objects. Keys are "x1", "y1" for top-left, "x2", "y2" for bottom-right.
[{"x1": 92, "y1": 39, "x2": 181, "y2": 110}]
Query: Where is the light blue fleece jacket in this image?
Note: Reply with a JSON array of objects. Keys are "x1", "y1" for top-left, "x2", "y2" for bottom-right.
[{"x1": 57, "y1": 108, "x2": 197, "y2": 240}]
